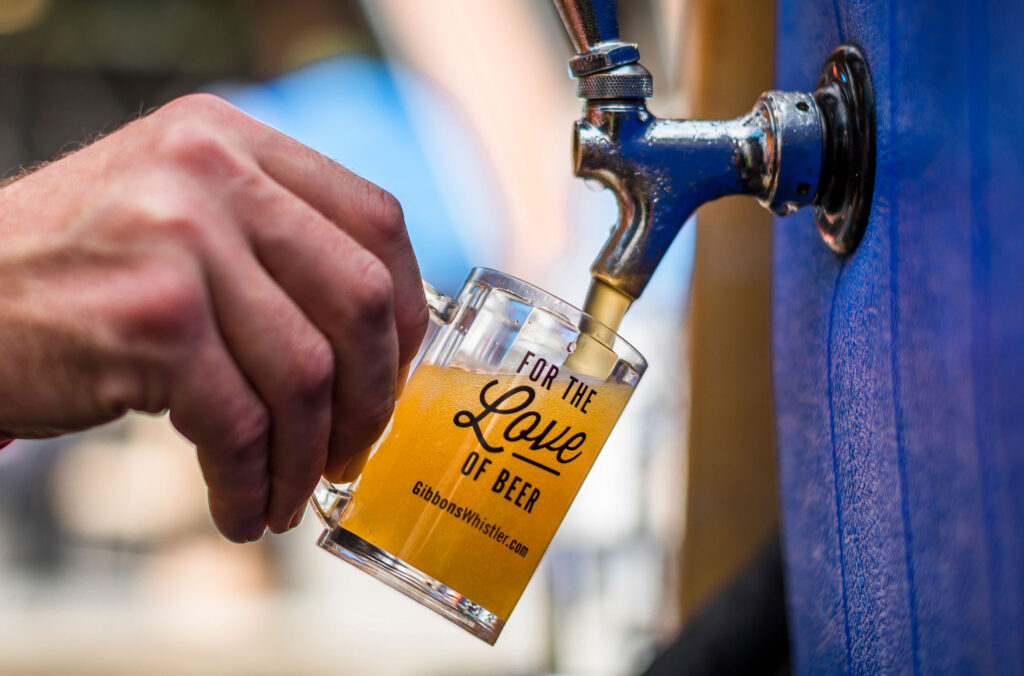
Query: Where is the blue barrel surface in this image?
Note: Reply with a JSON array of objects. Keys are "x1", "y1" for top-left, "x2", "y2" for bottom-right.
[{"x1": 773, "y1": 0, "x2": 1024, "y2": 673}]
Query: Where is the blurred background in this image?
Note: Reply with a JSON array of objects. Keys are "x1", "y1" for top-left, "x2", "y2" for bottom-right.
[{"x1": 0, "y1": 1, "x2": 782, "y2": 673}]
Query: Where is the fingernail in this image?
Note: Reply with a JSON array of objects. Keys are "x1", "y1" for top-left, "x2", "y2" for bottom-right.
[
  {"x1": 289, "y1": 509, "x2": 304, "y2": 530},
  {"x1": 244, "y1": 520, "x2": 266, "y2": 543},
  {"x1": 324, "y1": 459, "x2": 350, "y2": 485},
  {"x1": 268, "y1": 512, "x2": 295, "y2": 534},
  {"x1": 340, "y1": 448, "x2": 372, "y2": 483}
]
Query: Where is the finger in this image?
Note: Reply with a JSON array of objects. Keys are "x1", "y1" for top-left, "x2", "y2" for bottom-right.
[
  {"x1": 168, "y1": 332, "x2": 271, "y2": 543},
  {"x1": 203, "y1": 243, "x2": 333, "y2": 534},
  {"x1": 324, "y1": 299, "x2": 399, "y2": 480},
  {"x1": 339, "y1": 446, "x2": 373, "y2": 484},
  {"x1": 232, "y1": 119, "x2": 427, "y2": 368},
  {"x1": 233, "y1": 176, "x2": 401, "y2": 480},
  {"x1": 146, "y1": 96, "x2": 426, "y2": 368},
  {"x1": 396, "y1": 362, "x2": 411, "y2": 399}
]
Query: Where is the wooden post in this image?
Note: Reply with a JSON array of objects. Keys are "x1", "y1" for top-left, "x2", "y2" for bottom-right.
[{"x1": 678, "y1": 0, "x2": 780, "y2": 623}]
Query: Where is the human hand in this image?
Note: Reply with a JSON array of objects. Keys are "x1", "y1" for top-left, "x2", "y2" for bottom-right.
[{"x1": 0, "y1": 94, "x2": 427, "y2": 542}]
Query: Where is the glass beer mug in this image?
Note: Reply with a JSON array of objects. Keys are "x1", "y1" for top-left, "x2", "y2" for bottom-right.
[{"x1": 312, "y1": 268, "x2": 646, "y2": 643}]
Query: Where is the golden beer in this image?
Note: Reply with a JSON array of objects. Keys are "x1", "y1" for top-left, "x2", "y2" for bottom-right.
[
  {"x1": 565, "y1": 279, "x2": 634, "y2": 377},
  {"x1": 338, "y1": 361, "x2": 634, "y2": 620},
  {"x1": 582, "y1": 278, "x2": 633, "y2": 333}
]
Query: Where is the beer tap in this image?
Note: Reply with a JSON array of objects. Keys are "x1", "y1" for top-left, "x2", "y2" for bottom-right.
[{"x1": 552, "y1": 0, "x2": 876, "y2": 303}]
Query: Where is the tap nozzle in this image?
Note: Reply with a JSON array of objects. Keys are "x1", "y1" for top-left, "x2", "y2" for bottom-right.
[
  {"x1": 572, "y1": 91, "x2": 824, "y2": 300},
  {"x1": 552, "y1": 2, "x2": 876, "y2": 302}
]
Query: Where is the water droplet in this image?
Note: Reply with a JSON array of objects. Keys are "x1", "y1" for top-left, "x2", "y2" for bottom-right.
[{"x1": 567, "y1": 341, "x2": 577, "y2": 354}]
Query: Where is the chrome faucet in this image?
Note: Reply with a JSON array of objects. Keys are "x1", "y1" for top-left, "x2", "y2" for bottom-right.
[{"x1": 553, "y1": 0, "x2": 875, "y2": 301}]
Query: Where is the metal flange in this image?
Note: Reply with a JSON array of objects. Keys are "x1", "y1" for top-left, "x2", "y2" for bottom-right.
[{"x1": 812, "y1": 44, "x2": 876, "y2": 254}]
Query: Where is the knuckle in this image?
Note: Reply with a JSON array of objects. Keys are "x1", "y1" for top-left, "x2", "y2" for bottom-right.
[
  {"x1": 286, "y1": 335, "x2": 335, "y2": 402},
  {"x1": 158, "y1": 92, "x2": 237, "y2": 122},
  {"x1": 154, "y1": 210, "x2": 207, "y2": 253},
  {"x1": 364, "y1": 186, "x2": 406, "y2": 243},
  {"x1": 108, "y1": 187, "x2": 211, "y2": 253},
  {"x1": 360, "y1": 391, "x2": 397, "y2": 438},
  {"x1": 225, "y1": 404, "x2": 271, "y2": 458},
  {"x1": 376, "y1": 188, "x2": 403, "y2": 222},
  {"x1": 151, "y1": 265, "x2": 207, "y2": 327},
  {"x1": 115, "y1": 259, "x2": 209, "y2": 350},
  {"x1": 94, "y1": 368, "x2": 142, "y2": 419},
  {"x1": 157, "y1": 121, "x2": 250, "y2": 181},
  {"x1": 351, "y1": 257, "x2": 395, "y2": 325}
]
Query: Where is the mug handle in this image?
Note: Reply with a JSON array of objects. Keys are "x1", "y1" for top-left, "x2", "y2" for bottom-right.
[
  {"x1": 311, "y1": 279, "x2": 458, "y2": 525},
  {"x1": 423, "y1": 278, "x2": 459, "y2": 324}
]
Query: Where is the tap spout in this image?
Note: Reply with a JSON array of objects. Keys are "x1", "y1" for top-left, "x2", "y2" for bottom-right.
[
  {"x1": 574, "y1": 91, "x2": 823, "y2": 300},
  {"x1": 550, "y1": 1, "x2": 874, "y2": 303},
  {"x1": 551, "y1": 0, "x2": 620, "y2": 54}
]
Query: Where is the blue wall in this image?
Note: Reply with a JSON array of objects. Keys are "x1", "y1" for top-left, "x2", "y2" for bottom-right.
[{"x1": 773, "y1": 1, "x2": 1024, "y2": 673}]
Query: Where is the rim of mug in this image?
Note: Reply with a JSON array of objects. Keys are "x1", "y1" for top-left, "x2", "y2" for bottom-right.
[{"x1": 462, "y1": 267, "x2": 647, "y2": 376}]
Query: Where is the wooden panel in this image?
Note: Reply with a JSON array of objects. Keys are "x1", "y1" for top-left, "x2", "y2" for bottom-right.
[{"x1": 678, "y1": 0, "x2": 779, "y2": 622}]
